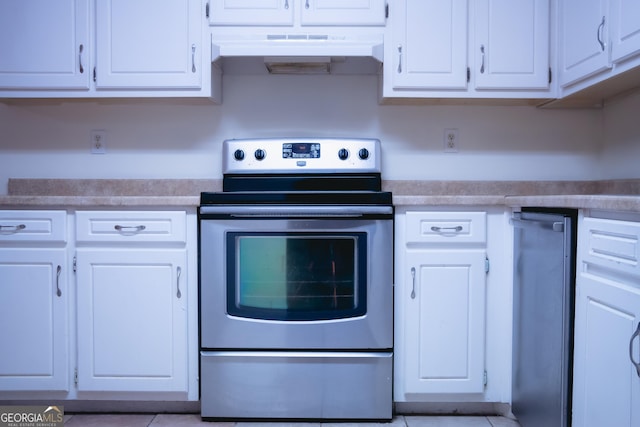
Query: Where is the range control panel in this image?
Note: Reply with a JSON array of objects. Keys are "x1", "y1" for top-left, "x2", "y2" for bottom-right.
[{"x1": 223, "y1": 138, "x2": 381, "y2": 174}]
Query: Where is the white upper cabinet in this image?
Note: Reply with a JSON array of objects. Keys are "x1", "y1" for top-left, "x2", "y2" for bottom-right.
[
  {"x1": 0, "y1": 0, "x2": 90, "y2": 90},
  {"x1": 559, "y1": 0, "x2": 611, "y2": 88},
  {"x1": 0, "y1": 0, "x2": 218, "y2": 99},
  {"x1": 473, "y1": 0, "x2": 550, "y2": 90},
  {"x1": 300, "y1": 0, "x2": 386, "y2": 26},
  {"x1": 208, "y1": 0, "x2": 294, "y2": 26},
  {"x1": 96, "y1": 0, "x2": 202, "y2": 90},
  {"x1": 390, "y1": 0, "x2": 468, "y2": 90},
  {"x1": 610, "y1": 0, "x2": 640, "y2": 63},
  {"x1": 208, "y1": 0, "x2": 385, "y2": 26},
  {"x1": 382, "y1": 0, "x2": 552, "y2": 100}
]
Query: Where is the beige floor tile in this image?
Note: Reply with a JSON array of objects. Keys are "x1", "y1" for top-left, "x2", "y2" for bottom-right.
[
  {"x1": 150, "y1": 413, "x2": 223, "y2": 426},
  {"x1": 486, "y1": 416, "x2": 521, "y2": 427},
  {"x1": 405, "y1": 416, "x2": 492, "y2": 427},
  {"x1": 322, "y1": 415, "x2": 406, "y2": 427},
  {"x1": 235, "y1": 423, "x2": 320, "y2": 427},
  {"x1": 65, "y1": 413, "x2": 155, "y2": 427}
]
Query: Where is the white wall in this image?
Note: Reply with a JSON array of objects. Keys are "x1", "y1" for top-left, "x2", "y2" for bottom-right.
[
  {"x1": 0, "y1": 75, "x2": 607, "y2": 194},
  {"x1": 601, "y1": 89, "x2": 640, "y2": 179}
]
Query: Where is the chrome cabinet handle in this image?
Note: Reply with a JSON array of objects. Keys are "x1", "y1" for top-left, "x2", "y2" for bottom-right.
[
  {"x1": 284, "y1": 0, "x2": 289, "y2": 9},
  {"x1": 630, "y1": 323, "x2": 640, "y2": 378},
  {"x1": 114, "y1": 225, "x2": 146, "y2": 233},
  {"x1": 410, "y1": 267, "x2": 416, "y2": 299},
  {"x1": 431, "y1": 225, "x2": 463, "y2": 232},
  {"x1": 305, "y1": 0, "x2": 310, "y2": 9},
  {"x1": 191, "y1": 44, "x2": 196, "y2": 73},
  {"x1": 597, "y1": 16, "x2": 606, "y2": 51},
  {"x1": 56, "y1": 265, "x2": 62, "y2": 297},
  {"x1": 397, "y1": 45, "x2": 403, "y2": 73},
  {"x1": 480, "y1": 44, "x2": 485, "y2": 73},
  {"x1": 176, "y1": 266, "x2": 182, "y2": 299},
  {"x1": 79, "y1": 44, "x2": 84, "y2": 73},
  {"x1": 0, "y1": 224, "x2": 26, "y2": 233}
]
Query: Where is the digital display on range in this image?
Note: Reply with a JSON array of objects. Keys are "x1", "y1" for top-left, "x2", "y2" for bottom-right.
[{"x1": 282, "y1": 143, "x2": 321, "y2": 159}]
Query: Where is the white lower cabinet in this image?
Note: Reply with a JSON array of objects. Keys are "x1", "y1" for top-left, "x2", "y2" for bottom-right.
[
  {"x1": 74, "y1": 210, "x2": 190, "y2": 396},
  {"x1": 0, "y1": 248, "x2": 68, "y2": 391},
  {"x1": 0, "y1": 208, "x2": 196, "y2": 400},
  {"x1": 572, "y1": 213, "x2": 640, "y2": 427},
  {"x1": 0, "y1": 210, "x2": 68, "y2": 392},
  {"x1": 75, "y1": 248, "x2": 187, "y2": 393},
  {"x1": 404, "y1": 249, "x2": 487, "y2": 393},
  {"x1": 396, "y1": 209, "x2": 492, "y2": 399}
]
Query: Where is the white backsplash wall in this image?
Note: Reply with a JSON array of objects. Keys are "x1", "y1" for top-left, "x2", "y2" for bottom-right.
[
  {"x1": 601, "y1": 89, "x2": 640, "y2": 179},
  {"x1": 0, "y1": 74, "x2": 610, "y2": 194}
]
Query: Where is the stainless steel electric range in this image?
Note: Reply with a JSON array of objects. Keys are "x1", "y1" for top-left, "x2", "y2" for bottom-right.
[{"x1": 199, "y1": 138, "x2": 393, "y2": 421}]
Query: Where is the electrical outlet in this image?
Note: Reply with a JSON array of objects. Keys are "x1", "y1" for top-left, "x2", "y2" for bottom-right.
[
  {"x1": 444, "y1": 128, "x2": 459, "y2": 153},
  {"x1": 90, "y1": 130, "x2": 107, "y2": 154}
]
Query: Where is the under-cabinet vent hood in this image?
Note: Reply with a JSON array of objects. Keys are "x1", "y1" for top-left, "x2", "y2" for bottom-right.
[{"x1": 211, "y1": 34, "x2": 384, "y2": 75}]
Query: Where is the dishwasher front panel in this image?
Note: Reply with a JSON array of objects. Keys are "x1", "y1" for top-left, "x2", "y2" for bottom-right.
[{"x1": 512, "y1": 210, "x2": 577, "y2": 427}]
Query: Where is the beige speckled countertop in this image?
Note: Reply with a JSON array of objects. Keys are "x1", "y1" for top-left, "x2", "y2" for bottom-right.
[
  {"x1": 0, "y1": 179, "x2": 220, "y2": 207},
  {"x1": 1, "y1": 178, "x2": 639, "y2": 212}
]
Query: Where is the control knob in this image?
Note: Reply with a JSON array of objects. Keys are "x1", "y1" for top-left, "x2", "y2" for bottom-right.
[
  {"x1": 233, "y1": 149, "x2": 245, "y2": 161},
  {"x1": 338, "y1": 148, "x2": 349, "y2": 160},
  {"x1": 254, "y1": 149, "x2": 266, "y2": 161},
  {"x1": 359, "y1": 148, "x2": 370, "y2": 160}
]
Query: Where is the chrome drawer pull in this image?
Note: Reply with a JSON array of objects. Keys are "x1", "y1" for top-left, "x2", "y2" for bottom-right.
[
  {"x1": 630, "y1": 323, "x2": 640, "y2": 378},
  {"x1": 410, "y1": 267, "x2": 416, "y2": 299},
  {"x1": 431, "y1": 225, "x2": 463, "y2": 232},
  {"x1": 114, "y1": 225, "x2": 146, "y2": 233},
  {"x1": 0, "y1": 224, "x2": 26, "y2": 232},
  {"x1": 176, "y1": 266, "x2": 182, "y2": 299},
  {"x1": 56, "y1": 265, "x2": 62, "y2": 297}
]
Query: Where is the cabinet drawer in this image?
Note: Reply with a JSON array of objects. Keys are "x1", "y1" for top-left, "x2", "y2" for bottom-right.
[
  {"x1": 76, "y1": 211, "x2": 186, "y2": 243},
  {"x1": 0, "y1": 210, "x2": 66, "y2": 243},
  {"x1": 582, "y1": 217, "x2": 640, "y2": 277},
  {"x1": 405, "y1": 211, "x2": 487, "y2": 244}
]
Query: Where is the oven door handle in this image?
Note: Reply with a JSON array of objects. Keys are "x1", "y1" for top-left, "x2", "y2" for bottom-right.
[{"x1": 200, "y1": 205, "x2": 393, "y2": 217}]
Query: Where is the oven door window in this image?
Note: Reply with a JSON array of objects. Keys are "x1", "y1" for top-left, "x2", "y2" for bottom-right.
[{"x1": 227, "y1": 232, "x2": 367, "y2": 321}]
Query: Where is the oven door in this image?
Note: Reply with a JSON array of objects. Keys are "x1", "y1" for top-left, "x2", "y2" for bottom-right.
[{"x1": 199, "y1": 205, "x2": 393, "y2": 350}]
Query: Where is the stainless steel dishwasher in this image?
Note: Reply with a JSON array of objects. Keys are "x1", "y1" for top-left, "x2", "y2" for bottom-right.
[{"x1": 511, "y1": 209, "x2": 577, "y2": 427}]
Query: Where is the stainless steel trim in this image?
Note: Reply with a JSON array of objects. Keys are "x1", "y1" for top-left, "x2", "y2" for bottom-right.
[
  {"x1": 200, "y1": 205, "x2": 393, "y2": 216},
  {"x1": 200, "y1": 350, "x2": 392, "y2": 420},
  {"x1": 199, "y1": 216, "x2": 393, "y2": 350},
  {"x1": 511, "y1": 216, "x2": 565, "y2": 232}
]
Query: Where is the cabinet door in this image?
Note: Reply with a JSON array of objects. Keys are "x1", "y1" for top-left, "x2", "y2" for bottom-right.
[
  {"x1": 559, "y1": 0, "x2": 611, "y2": 87},
  {"x1": 404, "y1": 249, "x2": 486, "y2": 393},
  {"x1": 0, "y1": 249, "x2": 68, "y2": 391},
  {"x1": 208, "y1": 0, "x2": 294, "y2": 25},
  {"x1": 0, "y1": 0, "x2": 90, "y2": 90},
  {"x1": 572, "y1": 274, "x2": 640, "y2": 427},
  {"x1": 390, "y1": 0, "x2": 469, "y2": 90},
  {"x1": 300, "y1": 0, "x2": 386, "y2": 26},
  {"x1": 96, "y1": 0, "x2": 202, "y2": 89},
  {"x1": 473, "y1": 0, "x2": 550, "y2": 90},
  {"x1": 76, "y1": 249, "x2": 187, "y2": 393},
  {"x1": 610, "y1": 0, "x2": 640, "y2": 63}
]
